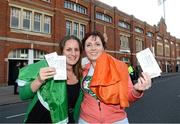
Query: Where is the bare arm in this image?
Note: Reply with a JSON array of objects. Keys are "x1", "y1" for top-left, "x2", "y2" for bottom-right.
[{"x1": 31, "y1": 67, "x2": 56, "y2": 92}]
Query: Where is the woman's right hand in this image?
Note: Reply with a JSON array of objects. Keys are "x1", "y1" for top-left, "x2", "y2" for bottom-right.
[
  {"x1": 31, "y1": 67, "x2": 56, "y2": 92},
  {"x1": 38, "y1": 67, "x2": 56, "y2": 84}
]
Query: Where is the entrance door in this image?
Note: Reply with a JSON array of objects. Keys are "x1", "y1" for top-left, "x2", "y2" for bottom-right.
[
  {"x1": 8, "y1": 60, "x2": 28, "y2": 85},
  {"x1": 7, "y1": 49, "x2": 46, "y2": 85}
]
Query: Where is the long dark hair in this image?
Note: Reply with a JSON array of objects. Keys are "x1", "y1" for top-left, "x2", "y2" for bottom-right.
[
  {"x1": 58, "y1": 35, "x2": 82, "y2": 79},
  {"x1": 82, "y1": 31, "x2": 106, "y2": 50}
]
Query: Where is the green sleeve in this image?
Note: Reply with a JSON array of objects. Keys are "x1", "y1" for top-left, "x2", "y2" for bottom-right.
[
  {"x1": 18, "y1": 60, "x2": 48, "y2": 100},
  {"x1": 19, "y1": 82, "x2": 35, "y2": 100}
]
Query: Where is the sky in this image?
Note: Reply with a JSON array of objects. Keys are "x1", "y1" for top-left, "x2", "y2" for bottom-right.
[{"x1": 99, "y1": 0, "x2": 180, "y2": 39}]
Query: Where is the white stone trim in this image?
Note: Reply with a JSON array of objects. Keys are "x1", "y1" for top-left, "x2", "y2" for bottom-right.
[{"x1": 16, "y1": 79, "x2": 26, "y2": 86}]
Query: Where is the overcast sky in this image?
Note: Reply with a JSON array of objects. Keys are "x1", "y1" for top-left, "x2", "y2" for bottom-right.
[{"x1": 99, "y1": 0, "x2": 180, "y2": 39}]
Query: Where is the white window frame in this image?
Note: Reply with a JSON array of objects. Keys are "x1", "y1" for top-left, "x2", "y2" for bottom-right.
[
  {"x1": 64, "y1": 1, "x2": 87, "y2": 14},
  {"x1": 157, "y1": 36, "x2": 162, "y2": 40},
  {"x1": 165, "y1": 44, "x2": 170, "y2": 56},
  {"x1": 43, "y1": 15, "x2": 51, "y2": 34},
  {"x1": 147, "y1": 32, "x2": 153, "y2": 37},
  {"x1": 10, "y1": 7, "x2": 20, "y2": 28},
  {"x1": 79, "y1": 24, "x2": 85, "y2": 40},
  {"x1": 136, "y1": 39, "x2": 143, "y2": 52},
  {"x1": 10, "y1": 6, "x2": 52, "y2": 35},
  {"x1": 96, "y1": 12, "x2": 112, "y2": 23},
  {"x1": 120, "y1": 35, "x2": 130, "y2": 49},
  {"x1": 135, "y1": 27, "x2": 143, "y2": 34},
  {"x1": 42, "y1": 0, "x2": 51, "y2": 3},
  {"x1": 73, "y1": 22, "x2": 79, "y2": 37},
  {"x1": 22, "y1": 10, "x2": 32, "y2": 30},
  {"x1": 65, "y1": 20, "x2": 85, "y2": 39},
  {"x1": 157, "y1": 42, "x2": 163, "y2": 55},
  {"x1": 118, "y1": 21, "x2": 130, "y2": 29},
  {"x1": 34, "y1": 13, "x2": 42, "y2": 32},
  {"x1": 66, "y1": 21, "x2": 72, "y2": 36}
]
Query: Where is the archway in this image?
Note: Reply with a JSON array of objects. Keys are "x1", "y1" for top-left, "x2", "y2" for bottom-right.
[{"x1": 8, "y1": 49, "x2": 47, "y2": 85}]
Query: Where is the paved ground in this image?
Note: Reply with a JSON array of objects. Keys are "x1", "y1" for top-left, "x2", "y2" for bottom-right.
[
  {"x1": 0, "y1": 86, "x2": 22, "y2": 106},
  {"x1": 126, "y1": 73, "x2": 180, "y2": 123}
]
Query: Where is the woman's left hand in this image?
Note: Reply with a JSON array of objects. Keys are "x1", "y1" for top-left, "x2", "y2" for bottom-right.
[{"x1": 133, "y1": 72, "x2": 152, "y2": 92}]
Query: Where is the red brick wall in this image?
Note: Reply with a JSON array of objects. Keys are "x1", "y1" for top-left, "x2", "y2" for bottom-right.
[{"x1": 0, "y1": 1, "x2": 8, "y2": 37}]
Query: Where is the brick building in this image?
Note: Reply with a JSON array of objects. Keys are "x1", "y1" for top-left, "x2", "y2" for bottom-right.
[{"x1": 0, "y1": 0, "x2": 180, "y2": 85}]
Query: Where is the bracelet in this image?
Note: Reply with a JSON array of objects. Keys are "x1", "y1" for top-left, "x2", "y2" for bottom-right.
[{"x1": 37, "y1": 76, "x2": 44, "y2": 84}]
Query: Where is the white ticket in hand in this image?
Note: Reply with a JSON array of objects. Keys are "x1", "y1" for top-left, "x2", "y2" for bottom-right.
[
  {"x1": 45, "y1": 52, "x2": 58, "y2": 67},
  {"x1": 45, "y1": 52, "x2": 67, "y2": 80},
  {"x1": 136, "y1": 48, "x2": 162, "y2": 78}
]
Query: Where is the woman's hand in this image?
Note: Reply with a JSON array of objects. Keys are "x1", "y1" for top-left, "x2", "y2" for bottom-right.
[
  {"x1": 38, "y1": 67, "x2": 56, "y2": 84},
  {"x1": 31, "y1": 67, "x2": 56, "y2": 92},
  {"x1": 133, "y1": 72, "x2": 152, "y2": 92}
]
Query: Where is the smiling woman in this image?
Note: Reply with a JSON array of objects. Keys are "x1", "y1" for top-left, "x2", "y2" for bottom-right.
[
  {"x1": 17, "y1": 35, "x2": 83, "y2": 123},
  {"x1": 78, "y1": 31, "x2": 152, "y2": 123}
]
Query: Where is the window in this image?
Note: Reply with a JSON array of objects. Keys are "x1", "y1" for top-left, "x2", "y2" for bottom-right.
[
  {"x1": 65, "y1": 20, "x2": 85, "y2": 40},
  {"x1": 157, "y1": 36, "x2": 162, "y2": 40},
  {"x1": 121, "y1": 57, "x2": 130, "y2": 63},
  {"x1": 34, "y1": 13, "x2": 42, "y2": 32},
  {"x1": 147, "y1": 32, "x2": 153, "y2": 37},
  {"x1": 171, "y1": 45, "x2": 175, "y2": 57},
  {"x1": 165, "y1": 44, "x2": 170, "y2": 56},
  {"x1": 73, "y1": 22, "x2": 79, "y2": 37},
  {"x1": 135, "y1": 27, "x2": 143, "y2": 34},
  {"x1": 10, "y1": 6, "x2": 52, "y2": 34},
  {"x1": 65, "y1": 1, "x2": 73, "y2": 10},
  {"x1": 8, "y1": 49, "x2": 28, "y2": 59},
  {"x1": 79, "y1": 24, "x2": 85, "y2": 40},
  {"x1": 23, "y1": 10, "x2": 32, "y2": 30},
  {"x1": 42, "y1": 0, "x2": 51, "y2": 2},
  {"x1": 120, "y1": 35, "x2": 130, "y2": 50},
  {"x1": 8, "y1": 49, "x2": 46, "y2": 60},
  {"x1": 164, "y1": 39, "x2": 168, "y2": 43},
  {"x1": 96, "y1": 12, "x2": 112, "y2": 23},
  {"x1": 44, "y1": 15, "x2": 51, "y2": 34},
  {"x1": 136, "y1": 39, "x2": 143, "y2": 52},
  {"x1": 34, "y1": 49, "x2": 47, "y2": 60},
  {"x1": 157, "y1": 42, "x2": 163, "y2": 55},
  {"x1": 66, "y1": 21, "x2": 72, "y2": 36},
  {"x1": 64, "y1": 1, "x2": 87, "y2": 14},
  {"x1": 10, "y1": 7, "x2": 20, "y2": 28},
  {"x1": 76, "y1": 4, "x2": 86, "y2": 14},
  {"x1": 118, "y1": 21, "x2": 130, "y2": 30}
]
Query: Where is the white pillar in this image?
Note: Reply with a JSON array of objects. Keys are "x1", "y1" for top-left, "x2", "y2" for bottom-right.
[{"x1": 28, "y1": 49, "x2": 34, "y2": 65}]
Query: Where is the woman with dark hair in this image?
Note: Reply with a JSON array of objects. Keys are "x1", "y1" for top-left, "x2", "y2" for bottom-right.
[
  {"x1": 17, "y1": 35, "x2": 82, "y2": 123},
  {"x1": 78, "y1": 31, "x2": 152, "y2": 123}
]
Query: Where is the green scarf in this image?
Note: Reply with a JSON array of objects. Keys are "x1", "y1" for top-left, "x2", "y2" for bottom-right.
[{"x1": 18, "y1": 60, "x2": 68, "y2": 123}]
